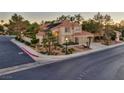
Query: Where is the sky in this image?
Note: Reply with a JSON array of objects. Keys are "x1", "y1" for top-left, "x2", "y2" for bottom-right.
[{"x1": 0, "y1": 12, "x2": 124, "y2": 23}]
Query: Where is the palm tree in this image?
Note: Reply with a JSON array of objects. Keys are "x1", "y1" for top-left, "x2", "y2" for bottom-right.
[
  {"x1": 74, "y1": 14, "x2": 83, "y2": 23},
  {"x1": 93, "y1": 12, "x2": 103, "y2": 23},
  {"x1": 70, "y1": 16, "x2": 75, "y2": 22},
  {"x1": 58, "y1": 15, "x2": 67, "y2": 21},
  {"x1": 43, "y1": 30, "x2": 56, "y2": 55}
]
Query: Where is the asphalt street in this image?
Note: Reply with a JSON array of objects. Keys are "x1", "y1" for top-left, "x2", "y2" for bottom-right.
[
  {"x1": 0, "y1": 36, "x2": 34, "y2": 69},
  {"x1": 1, "y1": 40, "x2": 124, "y2": 80}
]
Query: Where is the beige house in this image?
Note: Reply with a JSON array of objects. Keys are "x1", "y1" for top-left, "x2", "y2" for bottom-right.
[
  {"x1": 36, "y1": 20, "x2": 94, "y2": 45},
  {"x1": 36, "y1": 31, "x2": 45, "y2": 45}
]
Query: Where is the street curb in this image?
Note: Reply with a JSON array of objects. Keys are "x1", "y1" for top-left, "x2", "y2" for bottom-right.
[
  {"x1": 11, "y1": 39, "x2": 124, "y2": 61},
  {"x1": 0, "y1": 60, "x2": 58, "y2": 77}
]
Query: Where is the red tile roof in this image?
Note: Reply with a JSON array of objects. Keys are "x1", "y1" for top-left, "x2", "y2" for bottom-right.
[
  {"x1": 36, "y1": 31, "x2": 45, "y2": 36},
  {"x1": 51, "y1": 20, "x2": 80, "y2": 30},
  {"x1": 40, "y1": 20, "x2": 80, "y2": 31}
]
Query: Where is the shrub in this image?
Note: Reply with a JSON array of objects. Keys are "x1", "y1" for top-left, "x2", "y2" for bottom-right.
[
  {"x1": 68, "y1": 48, "x2": 75, "y2": 54},
  {"x1": 61, "y1": 48, "x2": 75, "y2": 54},
  {"x1": 30, "y1": 44, "x2": 35, "y2": 48},
  {"x1": 111, "y1": 32, "x2": 116, "y2": 40},
  {"x1": 15, "y1": 36, "x2": 18, "y2": 40},
  {"x1": 15, "y1": 36, "x2": 21, "y2": 41},
  {"x1": 40, "y1": 51, "x2": 48, "y2": 54},
  {"x1": 120, "y1": 37, "x2": 124, "y2": 41},
  {"x1": 31, "y1": 38, "x2": 39, "y2": 44},
  {"x1": 56, "y1": 43, "x2": 63, "y2": 48},
  {"x1": 24, "y1": 41, "x2": 31, "y2": 46},
  {"x1": 63, "y1": 41, "x2": 78, "y2": 45},
  {"x1": 20, "y1": 39, "x2": 24, "y2": 43},
  {"x1": 62, "y1": 48, "x2": 65, "y2": 53}
]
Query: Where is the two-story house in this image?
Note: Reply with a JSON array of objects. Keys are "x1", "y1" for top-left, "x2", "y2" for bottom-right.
[{"x1": 36, "y1": 20, "x2": 94, "y2": 45}]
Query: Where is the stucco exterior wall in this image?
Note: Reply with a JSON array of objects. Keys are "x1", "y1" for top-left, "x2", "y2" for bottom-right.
[{"x1": 36, "y1": 35, "x2": 43, "y2": 45}]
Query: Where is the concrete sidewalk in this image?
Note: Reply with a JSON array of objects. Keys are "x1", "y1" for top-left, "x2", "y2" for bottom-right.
[
  {"x1": 91, "y1": 42, "x2": 108, "y2": 49},
  {"x1": 11, "y1": 39, "x2": 124, "y2": 62}
]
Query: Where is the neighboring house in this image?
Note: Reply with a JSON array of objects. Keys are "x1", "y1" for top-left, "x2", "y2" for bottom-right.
[
  {"x1": 37, "y1": 20, "x2": 94, "y2": 45},
  {"x1": 114, "y1": 31, "x2": 121, "y2": 42}
]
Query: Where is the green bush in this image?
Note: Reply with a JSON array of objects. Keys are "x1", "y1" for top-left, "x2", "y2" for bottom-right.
[
  {"x1": 68, "y1": 48, "x2": 75, "y2": 54},
  {"x1": 15, "y1": 37, "x2": 31, "y2": 46},
  {"x1": 24, "y1": 41, "x2": 31, "y2": 46},
  {"x1": 111, "y1": 32, "x2": 116, "y2": 40},
  {"x1": 63, "y1": 41, "x2": 78, "y2": 45},
  {"x1": 122, "y1": 30, "x2": 124, "y2": 37},
  {"x1": 120, "y1": 37, "x2": 124, "y2": 41},
  {"x1": 31, "y1": 38, "x2": 39, "y2": 44},
  {"x1": 55, "y1": 43, "x2": 63, "y2": 48},
  {"x1": 61, "y1": 48, "x2": 65, "y2": 53},
  {"x1": 15, "y1": 36, "x2": 18, "y2": 40},
  {"x1": 40, "y1": 51, "x2": 48, "y2": 54},
  {"x1": 20, "y1": 39, "x2": 25, "y2": 43},
  {"x1": 30, "y1": 44, "x2": 35, "y2": 48},
  {"x1": 15, "y1": 36, "x2": 21, "y2": 41},
  {"x1": 61, "y1": 48, "x2": 75, "y2": 54}
]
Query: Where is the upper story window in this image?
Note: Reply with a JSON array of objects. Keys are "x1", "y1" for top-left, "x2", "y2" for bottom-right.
[
  {"x1": 74, "y1": 26, "x2": 81, "y2": 32},
  {"x1": 65, "y1": 28, "x2": 70, "y2": 33}
]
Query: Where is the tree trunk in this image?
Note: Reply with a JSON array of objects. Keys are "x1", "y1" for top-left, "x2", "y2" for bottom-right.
[{"x1": 48, "y1": 41, "x2": 51, "y2": 55}]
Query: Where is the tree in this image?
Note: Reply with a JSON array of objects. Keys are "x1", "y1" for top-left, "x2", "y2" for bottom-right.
[
  {"x1": 103, "y1": 14, "x2": 113, "y2": 44},
  {"x1": 42, "y1": 30, "x2": 57, "y2": 55},
  {"x1": 74, "y1": 14, "x2": 83, "y2": 23},
  {"x1": 104, "y1": 14, "x2": 111, "y2": 24},
  {"x1": 93, "y1": 12, "x2": 115, "y2": 43},
  {"x1": 58, "y1": 15, "x2": 67, "y2": 21},
  {"x1": 93, "y1": 12, "x2": 104, "y2": 24},
  {"x1": 82, "y1": 19, "x2": 103, "y2": 42},
  {"x1": 70, "y1": 16, "x2": 75, "y2": 22},
  {"x1": 7, "y1": 13, "x2": 26, "y2": 35},
  {"x1": 25, "y1": 22, "x2": 39, "y2": 38},
  {"x1": 82, "y1": 19, "x2": 98, "y2": 46},
  {"x1": 82, "y1": 19, "x2": 101, "y2": 33}
]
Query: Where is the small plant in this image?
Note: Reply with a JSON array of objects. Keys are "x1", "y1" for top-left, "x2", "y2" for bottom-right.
[
  {"x1": 15, "y1": 36, "x2": 21, "y2": 41},
  {"x1": 68, "y1": 48, "x2": 75, "y2": 54},
  {"x1": 24, "y1": 41, "x2": 31, "y2": 46},
  {"x1": 61, "y1": 48, "x2": 75, "y2": 54},
  {"x1": 120, "y1": 37, "x2": 124, "y2": 41},
  {"x1": 31, "y1": 38, "x2": 39, "y2": 44},
  {"x1": 20, "y1": 39, "x2": 24, "y2": 43},
  {"x1": 63, "y1": 41, "x2": 78, "y2": 45}
]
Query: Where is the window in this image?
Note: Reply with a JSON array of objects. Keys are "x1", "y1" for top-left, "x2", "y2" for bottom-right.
[
  {"x1": 74, "y1": 26, "x2": 81, "y2": 32},
  {"x1": 65, "y1": 28, "x2": 70, "y2": 33}
]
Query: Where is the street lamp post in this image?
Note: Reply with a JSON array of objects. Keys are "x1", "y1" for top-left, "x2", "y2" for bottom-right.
[
  {"x1": 55, "y1": 32, "x2": 58, "y2": 43},
  {"x1": 20, "y1": 31, "x2": 23, "y2": 38},
  {"x1": 65, "y1": 37, "x2": 68, "y2": 55}
]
